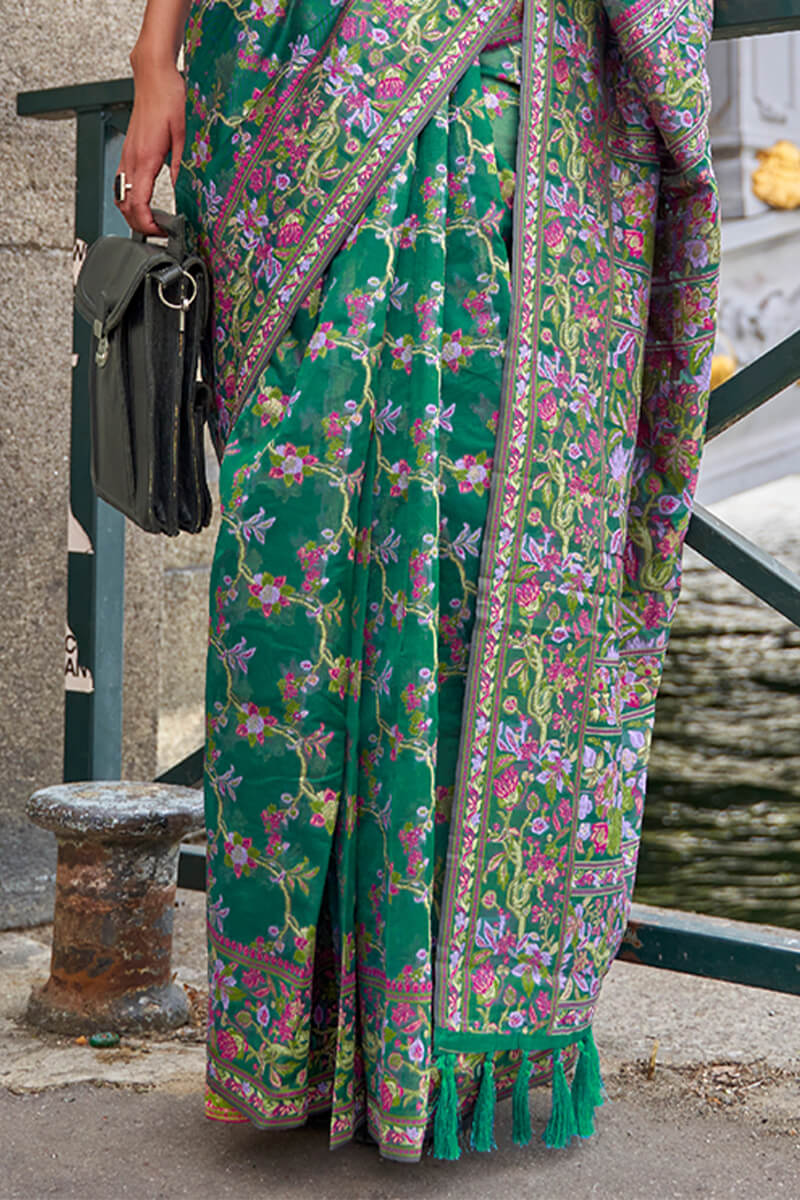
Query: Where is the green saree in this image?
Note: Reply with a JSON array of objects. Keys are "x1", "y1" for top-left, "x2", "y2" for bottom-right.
[{"x1": 175, "y1": 0, "x2": 720, "y2": 1162}]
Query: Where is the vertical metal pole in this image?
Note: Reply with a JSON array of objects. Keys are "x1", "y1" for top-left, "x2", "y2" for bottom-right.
[{"x1": 64, "y1": 108, "x2": 129, "y2": 782}]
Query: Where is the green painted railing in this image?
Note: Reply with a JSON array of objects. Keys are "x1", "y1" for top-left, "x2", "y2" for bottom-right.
[
  {"x1": 17, "y1": 4, "x2": 800, "y2": 997},
  {"x1": 713, "y1": 0, "x2": 800, "y2": 38}
]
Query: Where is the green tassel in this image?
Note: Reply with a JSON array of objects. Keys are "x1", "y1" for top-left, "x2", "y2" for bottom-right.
[
  {"x1": 571, "y1": 1028, "x2": 605, "y2": 1138},
  {"x1": 433, "y1": 1053, "x2": 461, "y2": 1161},
  {"x1": 543, "y1": 1049, "x2": 578, "y2": 1150},
  {"x1": 511, "y1": 1051, "x2": 533, "y2": 1147},
  {"x1": 470, "y1": 1051, "x2": 497, "y2": 1152}
]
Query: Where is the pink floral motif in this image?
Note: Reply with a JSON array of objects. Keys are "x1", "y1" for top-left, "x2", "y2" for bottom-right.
[
  {"x1": 493, "y1": 766, "x2": 519, "y2": 801},
  {"x1": 471, "y1": 963, "x2": 495, "y2": 996},
  {"x1": 590, "y1": 823, "x2": 609, "y2": 854},
  {"x1": 235, "y1": 702, "x2": 278, "y2": 746},
  {"x1": 391, "y1": 336, "x2": 414, "y2": 374},
  {"x1": 275, "y1": 214, "x2": 304, "y2": 249},
  {"x1": 308, "y1": 323, "x2": 336, "y2": 362},
  {"x1": 515, "y1": 578, "x2": 541, "y2": 614},
  {"x1": 216, "y1": 1030, "x2": 239, "y2": 1060},
  {"x1": 248, "y1": 572, "x2": 293, "y2": 618},
  {"x1": 452, "y1": 451, "x2": 492, "y2": 495},
  {"x1": 623, "y1": 228, "x2": 644, "y2": 258},
  {"x1": 268, "y1": 443, "x2": 318, "y2": 485},
  {"x1": 223, "y1": 832, "x2": 256, "y2": 879},
  {"x1": 376, "y1": 71, "x2": 405, "y2": 102},
  {"x1": 388, "y1": 459, "x2": 412, "y2": 496},
  {"x1": 441, "y1": 328, "x2": 474, "y2": 372}
]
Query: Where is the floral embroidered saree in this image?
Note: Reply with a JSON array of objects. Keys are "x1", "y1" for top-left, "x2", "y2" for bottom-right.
[{"x1": 175, "y1": 0, "x2": 720, "y2": 1163}]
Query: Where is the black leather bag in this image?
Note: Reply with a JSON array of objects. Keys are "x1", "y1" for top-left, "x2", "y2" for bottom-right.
[{"x1": 74, "y1": 207, "x2": 213, "y2": 536}]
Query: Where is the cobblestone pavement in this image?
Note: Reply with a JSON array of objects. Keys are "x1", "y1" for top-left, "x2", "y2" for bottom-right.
[{"x1": 1, "y1": 892, "x2": 797, "y2": 1199}]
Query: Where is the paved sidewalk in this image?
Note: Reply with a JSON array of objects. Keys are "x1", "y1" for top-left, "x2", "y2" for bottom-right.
[{"x1": 1, "y1": 893, "x2": 798, "y2": 1199}]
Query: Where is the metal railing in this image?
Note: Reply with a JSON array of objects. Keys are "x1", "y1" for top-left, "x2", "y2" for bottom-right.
[{"x1": 17, "y1": 0, "x2": 800, "y2": 997}]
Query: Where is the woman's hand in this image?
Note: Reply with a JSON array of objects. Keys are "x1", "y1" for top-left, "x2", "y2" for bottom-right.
[{"x1": 115, "y1": 47, "x2": 187, "y2": 236}]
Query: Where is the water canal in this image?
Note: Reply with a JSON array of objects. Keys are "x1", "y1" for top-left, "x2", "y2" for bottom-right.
[
  {"x1": 635, "y1": 783, "x2": 800, "y2": 931},
  {"x1": 632, "y1": 476, "x2": 800, "y2": 935}
]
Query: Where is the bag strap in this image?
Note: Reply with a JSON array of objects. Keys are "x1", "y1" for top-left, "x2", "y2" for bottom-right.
[{"x1": 131, "y1": 207, "x2": 187, "y2": 262}]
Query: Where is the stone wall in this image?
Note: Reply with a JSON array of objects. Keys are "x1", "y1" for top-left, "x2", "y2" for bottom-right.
[
  {"x1": 0, "y1": 2, "x2": 169, "y2": 926},
  {"x1": 651, "y1": 476, "x2": 800, "y2": 797}
]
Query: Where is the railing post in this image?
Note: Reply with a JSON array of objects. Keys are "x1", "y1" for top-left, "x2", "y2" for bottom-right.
[
  {"x1": 65, "y1": 106, "x2": 130, "y2": 781},
  {"x1": 713, "y1": 0, "x2": 800, "y2": 39},
  {"x1": 17, "y1": 87, "x2": 134, "y2": 782}
]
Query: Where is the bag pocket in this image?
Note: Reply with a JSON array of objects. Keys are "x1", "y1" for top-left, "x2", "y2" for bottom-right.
[{"x1": 88, "y1": 317, "x2": 137, "y2": 520}]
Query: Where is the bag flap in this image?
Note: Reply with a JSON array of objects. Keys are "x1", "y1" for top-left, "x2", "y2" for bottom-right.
[{"x1": 74, "y1": 235, "x2": 181, "y2": 333}]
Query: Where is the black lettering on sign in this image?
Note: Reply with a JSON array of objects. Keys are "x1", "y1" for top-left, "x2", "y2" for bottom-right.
[{"x1": 64, "y1": 626, "x2": 93, "y2": 693}]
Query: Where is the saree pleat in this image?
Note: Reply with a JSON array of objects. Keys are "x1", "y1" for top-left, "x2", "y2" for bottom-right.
[{"x1": 200, "y1": 41, "x2": 556, "y2": 1160}]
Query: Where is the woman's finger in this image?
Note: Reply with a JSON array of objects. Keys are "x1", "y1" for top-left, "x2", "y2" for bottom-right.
[
  {"x1": 169, "y1": 121, "x2": 185, "y2": 190},
  {"x1": 121, "y1": 163, "x2": 165, "y2": 237},
  {"x1": 168, "y1": 87, "x2": 186, "y2": 190},
  {"x1": 117, "y1": 154, "x2": 166, "y2": 236}
]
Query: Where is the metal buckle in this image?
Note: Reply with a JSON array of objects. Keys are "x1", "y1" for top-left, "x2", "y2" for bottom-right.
[
  {"x1": 93, "y1": 318, "x2": 109, "y2": 367},
  {"x1": 157, "y1": 268, "x2": 198, "y2": 313}
]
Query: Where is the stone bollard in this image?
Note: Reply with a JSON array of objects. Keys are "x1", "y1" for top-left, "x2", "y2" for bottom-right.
[{"x1": 25, "y1": 781, "x2": 204, "y2": 1035}]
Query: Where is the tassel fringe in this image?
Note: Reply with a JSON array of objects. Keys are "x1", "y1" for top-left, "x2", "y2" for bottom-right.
[
  {"x1": 571, "y1": 1027, "x2": 605, "y2": 1138},
  {"x1": 432, "y1": 1031, "x2": 603, "y2": 1158},
  {"x1": 543, "y1": 1049, "x2": 578, "y2": 1150},
  {"x1": 470, "y1": 1051, "x2": 497, "y2": 1152},
  {"x1": 511, "y1": 1051, "x2": 533, "y2": 1146},
  {"x1": 433, "y1": 1053, "x2": 461, "y2": 1160}
]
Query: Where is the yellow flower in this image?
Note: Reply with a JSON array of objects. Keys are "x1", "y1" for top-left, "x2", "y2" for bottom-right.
[{"x1": 752, "y1": 140, "x2": 800, "y2": 210}]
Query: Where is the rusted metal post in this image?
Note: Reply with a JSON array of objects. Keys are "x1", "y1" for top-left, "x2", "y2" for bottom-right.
[{"x1": 25, "y1": 782, "x2": 204, "y2": 1034}]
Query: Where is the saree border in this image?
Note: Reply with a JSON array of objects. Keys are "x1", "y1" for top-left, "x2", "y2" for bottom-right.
[
  {"x1": 434, "y1": 0, "x2": 720, "y2": 1051},
  {"x1": 433, "y1": 0, "x2": 553, "y2": 1040},
  {"x1": 208, "y1": 3, "x2": 357, "y2": 250},
  {"x1": 222, "y1": 0, "x2": 521, "y2": 440}
]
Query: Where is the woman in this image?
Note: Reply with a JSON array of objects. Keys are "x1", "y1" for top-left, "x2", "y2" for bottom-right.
[{"x1": 118, "y1": 0, "x2": 719, "y2": 1163}]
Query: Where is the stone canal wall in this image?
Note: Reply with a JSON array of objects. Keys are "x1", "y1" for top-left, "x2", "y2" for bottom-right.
[{"x1": 651, "y1": 474, "x2": 800, "y2": 797}]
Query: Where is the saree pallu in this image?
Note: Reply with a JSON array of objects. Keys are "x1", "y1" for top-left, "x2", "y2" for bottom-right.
[{"x1": 175, "y1": 0, "x2": 720, "y2": 1163}]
